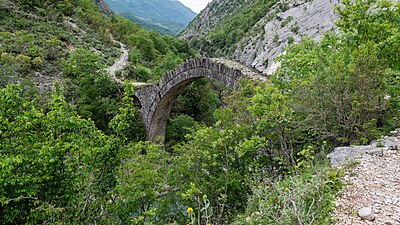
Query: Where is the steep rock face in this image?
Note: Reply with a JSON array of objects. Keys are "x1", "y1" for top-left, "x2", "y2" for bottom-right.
[
  {"x1": 181, "y1": 0, "x2": 339, "y2": 75},
  {"x1": 181, "y1": 0, "x2": 245, "y2": 39},
  {"x1": 238, "y1": 0, "x2": 338, "y2": 74},
  {"x1": 93, "y1": 0, "x2": 113, "y2": 17}
]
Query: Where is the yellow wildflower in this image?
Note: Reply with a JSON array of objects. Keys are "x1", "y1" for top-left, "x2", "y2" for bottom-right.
[{"x1": 187, "y1": 207, "x2": 193, "y2": 213}]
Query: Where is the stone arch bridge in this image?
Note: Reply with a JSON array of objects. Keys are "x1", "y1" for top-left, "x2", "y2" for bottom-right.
[{"x1": 134, "y1": 58, "x2": 266, "y2": 143}]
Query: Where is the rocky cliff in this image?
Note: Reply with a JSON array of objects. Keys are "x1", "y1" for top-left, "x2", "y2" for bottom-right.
[
  {"x1": 181, "y1": 0, "x2": 339, "y2": 75},
  {"x1": 93, "y1": 0, "x2": 113, "y2": 17}
]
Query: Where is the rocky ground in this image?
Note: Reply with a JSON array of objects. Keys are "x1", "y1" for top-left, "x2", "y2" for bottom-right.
[{"x1": 330, "y1": 131, "x2": 400, "y2": 224}]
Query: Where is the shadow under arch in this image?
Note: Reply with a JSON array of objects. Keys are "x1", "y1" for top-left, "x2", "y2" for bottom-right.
[{"x1": 134, "y1": 58, "x2": 266, "y2": 143}]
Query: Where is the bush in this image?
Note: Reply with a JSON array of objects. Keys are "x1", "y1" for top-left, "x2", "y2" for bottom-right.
[
  {"x1": 233, "y1": 164, "x2": 343, "y2": 225},
  {"x1": 62, "y1": 48, "x2": 103, "y2": 78},
  {"x1": 165, "y1": 114, "x2": 197, "y2": 148}
]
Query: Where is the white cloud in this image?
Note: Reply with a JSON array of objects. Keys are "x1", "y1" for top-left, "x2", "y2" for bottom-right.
[{"x1": 178, "y1": 0, "x2": 212, "y2": 13}]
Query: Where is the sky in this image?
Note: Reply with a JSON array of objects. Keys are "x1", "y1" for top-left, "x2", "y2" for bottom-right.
[{"x1": 178, "y1": 0, "x2": 213, "y2": 13}]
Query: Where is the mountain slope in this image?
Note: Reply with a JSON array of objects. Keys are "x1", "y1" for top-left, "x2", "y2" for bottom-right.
[
  {"x1": 105, "y1": 0, "x2": 197, "y2": 35},
  {"x1": 0, "y1": 0, "x2": 196, "y2": 131},
  {"x1": 93, "y1": 0, "x2": 113, "y2": 16},
  {"x1": 0, "y1": 0, "x2": 195, "y2": 88},
  {"x1": 181, "y1": 0, "x2": 338, "y2": 74},
  {"x1": 119, "y1": 12, "x2": 174, "y2": 35}
]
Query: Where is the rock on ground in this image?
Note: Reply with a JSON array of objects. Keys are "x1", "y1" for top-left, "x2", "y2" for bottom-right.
[{"x1": 331, "y1": 134, "x2": 400, "y2": 224}]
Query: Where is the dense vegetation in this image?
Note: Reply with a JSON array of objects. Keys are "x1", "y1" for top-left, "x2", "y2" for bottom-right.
[
  {"x1": 1, "y1": 0, "x2": 399, "y2": 224},
  {"x1": 0, "y1": 0, "x2": 196, "y2": 133}
]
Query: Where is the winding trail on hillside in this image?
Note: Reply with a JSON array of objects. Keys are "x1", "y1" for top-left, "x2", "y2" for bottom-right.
[
  {"x1": 331, "y1": 133, "x2": 400, "y2": 224},
  {"x1": 105, "y1": 40, "x2": 149, "y2": 87},
  {"x1": 106, "y1": 40, "x2": 129, "y2": 83}
]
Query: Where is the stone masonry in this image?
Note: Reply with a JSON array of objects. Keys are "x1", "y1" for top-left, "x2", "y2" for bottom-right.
[{"x1": 134, "y1": 57, "x2": 265, "y2": 143}]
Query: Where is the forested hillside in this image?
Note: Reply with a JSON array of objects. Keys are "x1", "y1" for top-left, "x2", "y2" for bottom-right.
[
  {"x1": 105, "y1": 0, "x2": 197, "y2": 35},
  {"x1": 0, "y1": 0, "x2": 196, "y2": 130},
  {"x1": 1, "y1": 0, "x2": 399, "y2": 224},
  {"x1": 117, "y1": 12, "x2": 175, "y2": 36}
]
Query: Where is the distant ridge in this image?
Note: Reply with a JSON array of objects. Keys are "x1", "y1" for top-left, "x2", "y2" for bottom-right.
[{"x1": 105, "y1": 0, "x2": 197, "y2": 35}]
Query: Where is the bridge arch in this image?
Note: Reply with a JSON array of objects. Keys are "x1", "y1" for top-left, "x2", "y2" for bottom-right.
[{"x1": 134, "y1": 58, "x2": 265, "y2": 143}]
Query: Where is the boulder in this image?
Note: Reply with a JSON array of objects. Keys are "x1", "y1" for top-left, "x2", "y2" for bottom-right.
[
  {"x1": 327, "y1": 146, "x2": 383, "y2": 166},
  {"x1": 358, "y1": 207, "x2": 374, "y2": 221},
  {"x1": 327, "y1": 134, "x2": 400, "y2": 166}
]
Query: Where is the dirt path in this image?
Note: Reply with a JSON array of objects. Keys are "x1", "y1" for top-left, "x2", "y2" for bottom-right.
[
  {"x1": 106, "y1": 40, "x2": 129, "y2": 83},
  {"x1": 331, "y1": 134, "x2": 400, "y2": 224}
]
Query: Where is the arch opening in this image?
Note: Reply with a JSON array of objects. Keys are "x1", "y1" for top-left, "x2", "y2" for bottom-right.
[
  {"x1": 133, "y1": 58, "x2": 264, "y2": 143},
  {"x1": 149, "y1": 77, "x2": 198, "y2": 143}
]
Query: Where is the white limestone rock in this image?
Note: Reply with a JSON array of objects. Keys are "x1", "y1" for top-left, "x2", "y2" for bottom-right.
[{"x1": 358, "y1": 207, "x2": 375, "y2": 221}]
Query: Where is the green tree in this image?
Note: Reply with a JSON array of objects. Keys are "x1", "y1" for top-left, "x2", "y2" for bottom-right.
[
  {"x1": 62, "y1": 48, "x2": 120, "y2": 132},
  {"x1": 165, "y1": 114, "x2": 197, "y2": 148},
  {"x1": 0, "y1": 84, "x2": 122, "y2": 224},
  {"x1": 173, "y1": 78, "x2": 220, "y2": 124},
  {"x1": 62, "y1": 48, "x2": 103, "y2": 79},
  {"x1": 109, "y1": 83, "x2": 145, "y2": 143},
  {"x1": 109, "y1": 141, "x2": 171, "y2": 224},
  {"x1": 126, "y1": 31, "x2": 156, "y2": 61}
]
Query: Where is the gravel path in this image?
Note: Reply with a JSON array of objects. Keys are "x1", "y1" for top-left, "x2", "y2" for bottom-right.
[
  {"x1": 104, "y1": 40, "x2": 153, "y2": 88},
  {"x1": 332, "y1": 135, "x2": 400, "y2": 225},
  {"x1": 106, "y1": 40, "x2": 128, "y2": 83}
]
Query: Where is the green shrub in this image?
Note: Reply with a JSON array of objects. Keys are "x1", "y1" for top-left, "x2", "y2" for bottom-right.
[
  {"x1": 273, "y1": 34, "x2": 279, "y2": 43},
  {"x1": 281, "y1": 16, "x2": 294, "y2": 28},
  {"x1": 233, "y1": 164, "x2": 343, "y2": 225},
  {"x1": 62, "y1": 48, "x2": 103, "y2": 78},
  {"x1": 288, "y1": 36, "x2": 294, "y2": 44},
  {"x1": 31, "y1": 56, "x2": 43, "y2": 69},
  {"x1": 291, "y1": 23, "x2": 300, "y2": 34}
]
